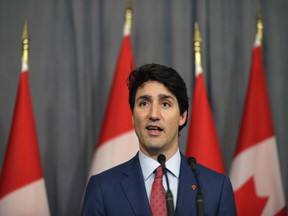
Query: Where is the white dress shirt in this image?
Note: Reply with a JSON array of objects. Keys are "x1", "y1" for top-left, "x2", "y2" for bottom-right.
[{"x1": 138, "y1": 149, "x2": 181, "y2": 208}]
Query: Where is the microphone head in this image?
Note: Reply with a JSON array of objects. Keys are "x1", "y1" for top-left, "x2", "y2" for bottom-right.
[
  {"x1": 157, "y1": 154, "x2": 166, "y2": 164},
  {"x1": 187, "y1": 157, "x2": 196, "y2": 166}
]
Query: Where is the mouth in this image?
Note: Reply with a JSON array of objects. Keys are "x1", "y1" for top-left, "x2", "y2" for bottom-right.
[{"x1": 146, "y1": 125, "x2": 163, "y2": 134}]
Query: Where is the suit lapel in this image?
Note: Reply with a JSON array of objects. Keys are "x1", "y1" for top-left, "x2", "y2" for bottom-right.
[
  {"x1": 121, "y1": 154, "x2": 152, "y2": 216},
  {"x1": 175, "y1": 154, "x2": 198, "y2": 216}
]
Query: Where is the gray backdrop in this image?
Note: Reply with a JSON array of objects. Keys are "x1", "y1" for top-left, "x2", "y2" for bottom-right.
[{"x1": 0, "y1": 0, "x2": 287, "y2": 215}]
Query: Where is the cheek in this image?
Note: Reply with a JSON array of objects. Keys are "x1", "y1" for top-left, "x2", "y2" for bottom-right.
[
  {"x1": 166, "y1": 114, "x2": 185, "y2": 130},
  {"x1": 133, "y1": 109, "x2": 148, "y2": 121},
  {"x1": 132, "y1": 113, "x2": 143, "y2": 127}
]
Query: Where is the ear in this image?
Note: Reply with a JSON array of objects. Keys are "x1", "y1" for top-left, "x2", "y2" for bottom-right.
[
  {"x1": 132, "y1": 115, "x2": 135, "y2": 125},
  {"x1": 179, "y1": 111, "x2": 187, "y2": 127}
]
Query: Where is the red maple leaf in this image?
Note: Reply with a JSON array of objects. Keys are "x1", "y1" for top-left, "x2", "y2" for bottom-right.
[{"x1": 234, "y1": 177, "x2": 269, "y2": 216}]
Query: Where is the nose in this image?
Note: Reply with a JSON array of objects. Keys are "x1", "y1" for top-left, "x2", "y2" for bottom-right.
[{"x1": 148, "y1": 103, "x2": 160, "y2": 121}]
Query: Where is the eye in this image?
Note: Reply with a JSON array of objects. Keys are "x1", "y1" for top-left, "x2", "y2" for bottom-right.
[
  {"x1": 139, "y1": 100, "x2": 149, "y2": 107},
  {"x1": 162, "y1": 101, "x2": 171, "y2": 108}
]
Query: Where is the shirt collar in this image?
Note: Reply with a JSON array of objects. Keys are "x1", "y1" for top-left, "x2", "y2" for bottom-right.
[{"x1": 139, "y1": 149, "x2": 181, "y2": 181}]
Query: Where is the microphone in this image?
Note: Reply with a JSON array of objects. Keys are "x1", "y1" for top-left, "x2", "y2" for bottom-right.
[
  {"x1": 157, "y1": 154, "x2": 175, "y2": 216},
  {"x1": 187, "y1": 157, "x2": 205, "y2": 216}
]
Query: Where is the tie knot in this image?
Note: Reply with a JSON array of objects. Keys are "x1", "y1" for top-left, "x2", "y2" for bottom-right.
[{"x1": 155, "y1": 166, "x2": 163, "y2": 178}]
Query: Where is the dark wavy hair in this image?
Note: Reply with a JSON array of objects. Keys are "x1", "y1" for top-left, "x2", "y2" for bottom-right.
[{"x1": 127, "y1": 63, "x2": 189, "y2": 131}]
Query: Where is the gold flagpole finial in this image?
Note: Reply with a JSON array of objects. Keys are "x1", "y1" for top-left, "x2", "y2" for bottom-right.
[
  {"x1": 256, "y1": 3, "x2": 263, "y2": 42},
  {"x1": 194, "y1": 22, "x2": 202, "y2": 65},
  {"x1": 22, "y1": 21, "x2": 30, "y2": 64},
  {"x1": 124, "y1": 0, "x2": 132, "y2": 35}
]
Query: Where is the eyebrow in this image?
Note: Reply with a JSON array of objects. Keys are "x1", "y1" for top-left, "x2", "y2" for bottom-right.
[
  {"x1": 158, "y1": 94, "x2": 175, "y2": 101},
  {"x1": 136, "y1": 94, "x2": 175, "y2": 102},
  {"x1": 135, "y1": 95, "x2": 151, "y2": 102}
]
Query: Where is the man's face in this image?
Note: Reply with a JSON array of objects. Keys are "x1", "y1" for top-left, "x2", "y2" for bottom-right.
[{"x1": 132, "y1": 81, "x2": 187, "y2": 160}]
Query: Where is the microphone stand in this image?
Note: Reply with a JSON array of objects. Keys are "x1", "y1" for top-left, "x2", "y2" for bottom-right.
[
  {"x1": 188, "y1": 157, "x2": 205, "y2": 216},
  {"x1": 157, "y1": 154, "x2": 175, "y2": 216}
]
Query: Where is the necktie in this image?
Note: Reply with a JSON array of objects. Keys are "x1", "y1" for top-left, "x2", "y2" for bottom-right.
[{"x1": 150, "y1": 166, "x2": 167, "y2": 216}]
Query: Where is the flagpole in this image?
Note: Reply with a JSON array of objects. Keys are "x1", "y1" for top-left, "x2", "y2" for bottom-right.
[
  {"x1": 22, "y1": 21, "x2": 29, "y2": 68},
  {"x1": 256, "y1": 3, "x2": 263, "y2": 43},
  {"x1": 124, "y1": 0, "x2": 132, "y2": 36},
  {"x1": 194, "y1": 22, "x2": 202, "y2": 67},
  {"x1": 191, "y1": 0, "x2": 197, "y2": 85}
]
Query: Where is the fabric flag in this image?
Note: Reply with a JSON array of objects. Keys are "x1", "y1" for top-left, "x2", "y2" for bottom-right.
[
  {"x1": 0, "y1": 56, "x2": 50, "y2": 215},
  {"x1": 186, "y1": 62, "x2": 225, "y2": 174},
  {"x1": 88, "y1": 14, "x2": 138, "y2": 177},
  {"x1": 229, "y1": 36, "x2": 286, "y2": 215}
]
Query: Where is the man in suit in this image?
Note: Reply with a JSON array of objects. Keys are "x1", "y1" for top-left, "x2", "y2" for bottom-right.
[{"x1": 81, "y1": 63, "x2": 236, "y2": 216}]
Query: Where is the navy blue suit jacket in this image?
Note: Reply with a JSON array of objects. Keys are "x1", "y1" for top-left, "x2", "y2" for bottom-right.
[{"x1": 81, "y1": 153, "x2": 236, "y2": 216}]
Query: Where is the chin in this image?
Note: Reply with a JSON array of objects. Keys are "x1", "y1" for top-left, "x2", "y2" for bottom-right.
[{"x1": 147, "y1": 143, "x2": 164, "y2": 152}]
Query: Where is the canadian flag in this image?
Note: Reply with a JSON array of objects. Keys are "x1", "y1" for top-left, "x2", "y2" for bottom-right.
[
  {"x1": 0, "y1": 58, "x2": 50, "y2": 215},
  {"x1": 186, "y1": 62, "x2": 225, "y2": 174},
  {"x1": 229, "y1": 36, "x2": 286, "y2": 215},
  {"x1": 88, "y1": 19, "x2": 138, "y2": 177}
]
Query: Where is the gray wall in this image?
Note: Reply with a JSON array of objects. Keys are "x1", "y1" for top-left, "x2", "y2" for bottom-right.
[{"x1": 0, "y1": 0, "x2": 287, "y2": 215}]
